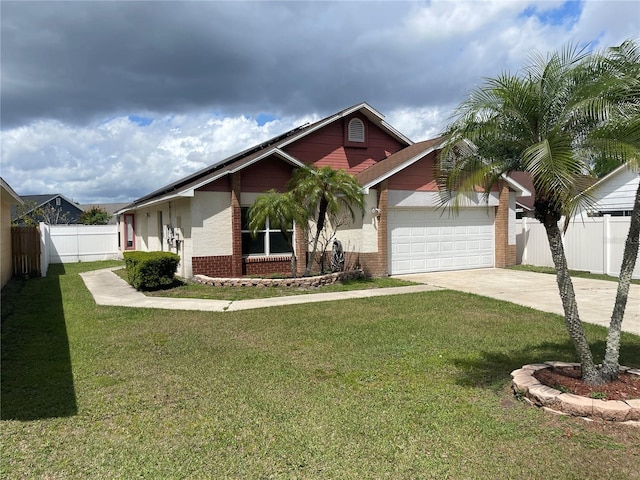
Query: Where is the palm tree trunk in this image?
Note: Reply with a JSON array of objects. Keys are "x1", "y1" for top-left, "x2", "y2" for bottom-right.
[
  {"x1": 601, "y1": 182, "x2": 640, "y2": 381},
  {"x1": 543, "y1": 219, "x2": 601, "y2": 384},
  {"x1": 305, "y1": 197, "x2": 328, "y2": 276}
]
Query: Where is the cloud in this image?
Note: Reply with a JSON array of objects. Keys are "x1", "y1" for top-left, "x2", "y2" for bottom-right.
[
  {"x1": 0, "y1": 0, "x2": 637, "y2": 203},
  {"x1": 0, "y1": 113, "x2": 313, "y2": 203}
]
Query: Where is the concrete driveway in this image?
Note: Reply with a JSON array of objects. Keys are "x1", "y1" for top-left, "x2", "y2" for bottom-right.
[{"x1": 394, "y1": 268, "x2": 640, "y2": 336}]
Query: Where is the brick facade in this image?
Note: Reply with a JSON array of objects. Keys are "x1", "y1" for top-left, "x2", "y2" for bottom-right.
[
  {"x1": 494, "y1": 181, "x2": 517, "y2": 268},
  {"x1": 243, "y1": 255, "x2": 292, "y2": 276},
  {"x1": 358, "y1": 182, "x2": 389, "y2": 276},
  {"x1": 193, "y1": 255, "x2": 294, "y2": 277},
  {"x1": 192, "y1": 255, "x2": 234, "y2": 277}
]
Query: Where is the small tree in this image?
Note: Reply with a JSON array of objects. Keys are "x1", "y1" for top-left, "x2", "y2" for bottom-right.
[
  {"x1": 247, "y1": 190, "x2": 307, "y2": 277},
  {"x1": 248, "y1": 166, "x2": 365, "y2": 277},
  {"x1": 289, "y1": 166, "x2": 365, "y2": 276},
  {"x1": 11, "y1": 200, "x2": 71, "y2": 225},
  {"x1": 80, "y1": 206, "x2": 111, "y2": 225},
  {"x1": 11, "y1": 200, "x2": 41, "y2": 226}
]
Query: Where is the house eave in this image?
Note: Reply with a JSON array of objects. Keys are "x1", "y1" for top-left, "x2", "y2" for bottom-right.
[
  {"x1": 1, "y1": 178, "x2": 23, "y2": 205},
  {"x1": 502, "y1": 174, "x2": 531, "y2": 197}
]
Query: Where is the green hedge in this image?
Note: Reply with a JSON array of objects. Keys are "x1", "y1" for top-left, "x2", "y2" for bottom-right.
[{"x1": 123, "y1": 251, "x2": 180, "y2": 291}]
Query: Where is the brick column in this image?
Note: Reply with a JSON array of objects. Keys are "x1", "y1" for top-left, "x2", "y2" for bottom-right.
[
  {"x1": 494, "y1": 181, "x2": 516, "y2": 268},
  {"x1": 294, "y1": 223, "x2": 307, "y2": 277},
  {"x1": 231, "y1": 172, "x2": 243, "y2": 277},
  {"x1": 377, "y1": 181, "x2": 389, "y2": 276}
]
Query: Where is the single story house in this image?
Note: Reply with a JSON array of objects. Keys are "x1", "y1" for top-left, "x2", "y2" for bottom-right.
[
  {"x1": 117, "y1": 103, "x2": 528, "y2": 279},
  {"x1": 1, "y1": 178, "x2": 23, "y2": 287}
]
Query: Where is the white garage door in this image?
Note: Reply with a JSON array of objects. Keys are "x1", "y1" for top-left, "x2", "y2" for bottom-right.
[{"x1": 389, "y1": 208, "x2": 495, "y2": 275}]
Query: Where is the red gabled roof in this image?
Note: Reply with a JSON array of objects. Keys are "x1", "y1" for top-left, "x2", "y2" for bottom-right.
[{"x1": 121, "y1": 103, "x2": 412, "y2": 211}]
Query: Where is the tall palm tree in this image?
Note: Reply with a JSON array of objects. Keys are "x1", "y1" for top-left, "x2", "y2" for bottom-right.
[
  {"x1": 248, "y1": 190, "x2": 307, "y2": 277},
  {"x1": 289, "y1": 166, "x2": 365, "y2": 276},
  {"x1": 441, "y1": 41, "x2": 639, "y2": 385}
]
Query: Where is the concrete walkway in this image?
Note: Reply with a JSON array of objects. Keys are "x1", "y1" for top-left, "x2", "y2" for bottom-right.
[
  {"x1": 79, "y1": 268, "x2": 441, "y2": 313},
  {"x1": 80, "y1": 267, "x2": 639, "y2": 336}
]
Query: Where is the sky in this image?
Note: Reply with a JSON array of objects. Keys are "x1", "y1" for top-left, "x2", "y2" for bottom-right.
[{"x1": 1, "y1": 0, "x2": 638, "y2": 205}]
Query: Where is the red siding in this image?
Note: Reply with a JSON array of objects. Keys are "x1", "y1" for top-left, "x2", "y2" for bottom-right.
[
  {"x1": 388, "y1": 151, "x2": 439, "y2": 191},
  {"x1": 283, "y1": 118, "x2": 405, "y2": 175},
  {"x1": 196, "y1": 176, "x2": 231, "y2": 192},
  {"x1": 241, "y1": 156, "x2": 295, "y2": 192},
  {"x1": 387, "y1": 151, "x2": 501, "y2": 192}
]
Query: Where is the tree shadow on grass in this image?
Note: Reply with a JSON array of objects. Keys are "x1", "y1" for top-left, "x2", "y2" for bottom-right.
[
  {"x1": 451, "y1": 339, "x2": 640, "y2": 393},
  {"x1": 1, "y1": 264, "x2": 77, "y2": 420}
]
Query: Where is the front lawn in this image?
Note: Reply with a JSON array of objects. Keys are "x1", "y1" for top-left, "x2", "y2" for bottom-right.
[{"x1": 2, "y1": 261, "x2": 639, "y2": 479}]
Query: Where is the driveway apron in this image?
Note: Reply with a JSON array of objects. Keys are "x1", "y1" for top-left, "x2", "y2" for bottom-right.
[{"x1": 394, "y1": 268, "x2": 640, "y2": 336}]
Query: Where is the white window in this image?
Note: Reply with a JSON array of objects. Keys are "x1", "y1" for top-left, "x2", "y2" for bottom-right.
[
  {"x1": 241, "y1": 207, "x2": 292, "y2": 256},
  {"x1": 348, "y1": 118, "x2": 365, "y2": 143}
]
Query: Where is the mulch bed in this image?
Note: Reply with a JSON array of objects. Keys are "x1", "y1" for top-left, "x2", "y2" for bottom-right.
[{"x1": 534, "y1": 366, "x2": 640, "y2": 401}]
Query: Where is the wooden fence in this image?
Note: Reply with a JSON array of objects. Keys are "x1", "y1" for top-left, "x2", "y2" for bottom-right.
[{"x1": 11, "y1": 226, "x2": 41, "y2": 277}]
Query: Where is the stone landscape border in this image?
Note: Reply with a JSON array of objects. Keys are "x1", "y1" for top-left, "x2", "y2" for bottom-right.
[
  {"x1": 511, "y1": 362, "x2": 640, "y2": 424},
  {"x1": 194, "y1": 269, "x2": 365, "y2": 289}
]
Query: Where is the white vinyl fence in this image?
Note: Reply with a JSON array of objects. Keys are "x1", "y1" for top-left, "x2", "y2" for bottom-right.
[
  {"x1": 517, "y1": 215, "x2": 640, "y2": 279},
  {"x1": 40, "y1": 223, "x2": 121, "y2": 276}
]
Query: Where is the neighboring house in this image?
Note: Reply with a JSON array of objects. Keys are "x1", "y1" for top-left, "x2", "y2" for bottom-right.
[
  {"x1": 574, "y1": 163, "x2": 639, "y2": 218},
  {"x1": 117, "y1": 103, "x2": 528, "y2": 279},
  {"x1": 1, "y1": 178, "x2": 23, "y2": 287},
  {"x1": 516, "y1": 163, "x2": 639, "y2": 278},
  {"x1": 11, "y1": 194, "x2": 84, "y2": 225}
]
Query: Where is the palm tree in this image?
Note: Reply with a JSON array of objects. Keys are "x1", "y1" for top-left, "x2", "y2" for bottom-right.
[
  {"x1": 248, "y1": 190, "x2": 307, "y2": 277},
  {"x1": 587, "y1": 40, "x2": 640, "y2": 381},
  {"x1": 441, "y1": 41, "x2": 639, "y2": 385},
  {"x1": 289, "y1": 166, "x2": 365, "y2": 276}
]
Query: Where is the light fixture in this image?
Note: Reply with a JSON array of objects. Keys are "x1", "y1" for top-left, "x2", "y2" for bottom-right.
[{"x1": 371, "y1": 207, "x2": 381, "y2": 216}]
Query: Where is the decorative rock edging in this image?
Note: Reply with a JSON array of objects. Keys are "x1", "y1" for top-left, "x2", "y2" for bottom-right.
[
  {"x1": 511, "y1": 362, "x2": 640, "y2": 424},
  {"x1": 193, "y1": 269, "x2": 365, "y2": 289}
]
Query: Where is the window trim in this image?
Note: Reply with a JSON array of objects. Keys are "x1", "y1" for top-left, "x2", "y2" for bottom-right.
[{"x1": 240, "y1": 207, "x2": 294, "y2": 257}]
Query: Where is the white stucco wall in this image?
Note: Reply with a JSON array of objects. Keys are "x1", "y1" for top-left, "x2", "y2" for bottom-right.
[
  {"x1": 191, "y1": 191, "x2": 232, "y2": 257},
  {"x1": 331, "y1": 191, "x2": 379, "y2": 254}
]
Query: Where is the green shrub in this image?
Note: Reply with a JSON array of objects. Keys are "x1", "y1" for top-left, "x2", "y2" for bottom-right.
[{"x1": 123, "y1": 251, "x2": 180, "y2": 291}]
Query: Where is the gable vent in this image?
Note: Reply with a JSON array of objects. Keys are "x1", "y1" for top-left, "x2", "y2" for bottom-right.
[{"x1": 348, "y1": 118, "x2": 365, "y2": 143}]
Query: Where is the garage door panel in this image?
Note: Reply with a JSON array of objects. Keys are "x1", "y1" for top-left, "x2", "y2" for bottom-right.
[{"x1": 390, "y1": 208, "x2": 495, "y2": 274}]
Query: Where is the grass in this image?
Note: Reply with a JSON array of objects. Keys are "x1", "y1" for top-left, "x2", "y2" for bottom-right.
[
  {"x1": 114, "y1": 267, "x2": 419, "y2": 301},
  {"x1": 509, "y1": 264, "x2": 640, "y2": 285},
  {"x1": 2, "y1": 261, "x2": 640, "y2": 479}
]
